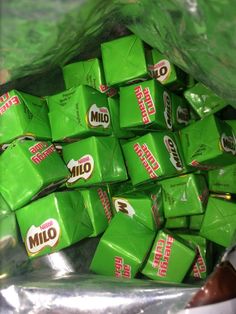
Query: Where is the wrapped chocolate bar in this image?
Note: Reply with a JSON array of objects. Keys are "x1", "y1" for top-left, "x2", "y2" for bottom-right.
[
  {"x1": 62, "y1": 58, "x2": 116, "y2": 96},
  {"x1": 208, "y1": 163, "x2": 236, "y2": 194},
  {"x1": 81, "y1": 187, "x2": 113, "y2": 237},
  {"x1": 141, "y1": 229, "x2": 196, "y2": 283},
  {"x1": 161, "y1": 174, "x2": 208, "y2": 218},
  {"x1": 112, "y1": 185, "x2": 164, "y2": 231},
  {"x1": 62, "y1": 136, "x2": 128, "y2": 188},
  {"x1": 90, "y1": 212, "x2": 155, "y2": 278},
  {"x1": 180, "y1": 115, "x2": 236, "y2": 169},
  {"x1": 0, "y1": 90, "x2": 51, "y2": 146},
  {"x1": 178, "y1": 233, "x2": 212, "y2": 280},
  {"x1": 107, "y1": 97, "x2": 134, "y2": 139},
  {"x1": 200, "y1": 196, "x2": 236, "y2": 247},
  {"x1": 101, "y1": 34, "x2": 148, "y2": 86},
  {"x1": 147, "y1": 49, "x2": 186, "y2": 90},
  {"x1": 0, "y1": 139, "x2": 69, "y2": 210},
  {"x1": 184, "y1": 82, "x2": 227, "y2": 118},
  {"x1": 47, "y1": 85, "x2": 112, "y2": 142},
  {"x1": 122, "y1": 131, "x2": 186, "y2": 185},
  {"x1": 16, "y1": 191, "x2": 93, "y2": 258},
  {"x1": 165, "y1": 216, "x2": 189, "y2": 229}
]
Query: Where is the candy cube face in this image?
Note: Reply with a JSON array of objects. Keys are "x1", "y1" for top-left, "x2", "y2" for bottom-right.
[
  {"x1": 165, "y1": 216, "x2": 189, "y2": 229},
  {"x1": 62, "y1": 136, "x2": 128, "y2": 188},
  {"x1": 208, "y1": 163, "x2": 236, "y2": 194},
  {"x1": 47, "y1": 85, "x2": 112, "y2": 142},
  {"x1": 180, "y1": 115, "x2": 236, "y2": 169},
  {"x1": 16, "y1": 191, "x2": 93, "y2": 258},
  {"x1": 101, "y1": 35, "x2": 148, "y2": 86},
  {"x1": 141, "y1": 230, "x2": 196, "y2": 283},
  {"x1": 147, "y1": 49, "x2": 185, "y2": 89},
  {"x1": 0, "y1": 90, "x2": 51, "y2": 145},
  {"x1": 112, "y1": 185, "x2": 164, "y2": 231},
  {"x1": 0, "y1": 140, "x2": 69, "y2": 211},
  {"x1": 122, "y1": 132, "x2": 186, "y2": 185},
  {"x1": 120, "y1": 79, "x2": 168, "y2": 130},
  {"x1": 177, "y1": 233, "x2": 211, "y2": 280},
  {"x1": 81, "y1": 187, "x2": 113, "y2": 237},
  {"x1": 184, "y1": 83, "x2": 227, "y2": 118},
  {"x1": 90, "y1": 212, "x2": 155, "y2": 278},
  {"x1": 189, "y1": 214, "x2": 205, "y2": 230},
  {"x1": 200, "y1": 197, "x2": 236, "y2": 247},
  {"x1": 107, "y1": 97, "x2": 134, "y2": 138},
  {"x1": 161, "y1": 174, "x2": 208, "y2": 218}
]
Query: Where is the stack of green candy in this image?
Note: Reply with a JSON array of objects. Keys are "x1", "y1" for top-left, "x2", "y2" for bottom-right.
[{"x1": 1, "y1": 33, "x2": 235, "y2": 283}]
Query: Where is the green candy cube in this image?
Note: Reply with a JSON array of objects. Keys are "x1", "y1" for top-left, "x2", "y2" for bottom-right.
[
  {"x1": 180, "y1": 115, "x2": 236, "y2": 169},
  {"x1": 90, "y1": 212, "x2": 155, "y2": 278},
  {"x1": 141, "y1": 229, "x2": 196, "y2": 283},
  {"x1": 200, "y1": 196, "x2": 236, "y2": 247},
  {"x1": 62, "y1": 58, "x2": 117, "y2": 96},
  {"x1": 208, "y1": 163, "x2": 236, "y2": 194},
  {"x1": 122, "y1": 131, "x2": 186, "y2": 185},
  {"x1": 165, "y1": 216, "x2": 189, "y2": 229},
  {"x1": 81, "y1": 186, "x2": 113, "y2": 237},
  {"x1": 47, "y1": 85, "x2": 112, "y2": 142},
  {"x1": 62, "y1": 136, "x2": 128, "y2": 188},
  {"x1": 0, "y1": 90, "x2": 51, "y2": 146},
  {"x1": 101, "y1": 35, "x2": 148, "y2": 86},
  {"x1": 189, "y1": 214, "x2": 205, "y2": 230},
  {"x1": 147, "y1": 49, "x2": 186, "y2": 90},
  {"x1": 112, "y1": 185, "x2": 164, "y2": 231},
  {"x1": 16, "y1": 191, "x2": 93, "y2": 258},
  {"x1": 184, "y1": 83, "x2": 227, "y2": 118},
  {"x1": 0, "y1": 139, "x2": 69, "y2": 211},
  {"x1": 161, "y1": 174, "x2": 208, "y2": 218}
]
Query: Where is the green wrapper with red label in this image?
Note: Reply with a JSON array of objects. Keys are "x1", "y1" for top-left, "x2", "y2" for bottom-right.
[
  {"x1": 112, "y1": 185, "x2": 164, "y2": 231},
  {"x1": 101, "y1": 34, "x2": 148, "y2": 87},
  {"x1": 47, "y1": 85, "x2": 112, "y2": 142},
  {"x1": 177, "y1": 233, "x2": 211, "y2": 280},
  {"x1": 141, "y1": 229, "x2": 196, "y2": 283},
  {"x1": 0, "y1": 139, "x2": 69, "y2": 211},
  {"x1": 189, "y1": 214, "x2": 205, "y2": 230},
  {"x1": 200, "y1": 196, "x2": 236, "y2": 247},
  {"x1": 81, "y1": 187, "x2": 113, "y2": 236},
  {"x1": 62, "y1": 58, "x2": 117, "y2": 96},
  {"x1": 165, "y1": 216, "x2": 189, "y2": 229},
  {"x1": 90, "y1": 212, "x2": 155, "y2": 278},
  {"x1": 62, "y1": 136, "x2": 128, "y2": 188},
  {"x1": 120, "y1": 79, "x2": 190, "y2": 131},
  {"x1": 107, "y1": 98, "x2": 135, "y2": 139},
  {"x1": 0, "y1": 90, "x2": 51, "y2": 146},
  {"x1": 184, "y1": 82, "x2": 227, "y2": 118},
  {"x1": 122, "y1": 131, "x2": 186, "y2": 186},
  {"x1": 208, "y1": 163, "x2": 236, "y2": 194},
  {"x1": 147, "y1": 49, "x2": 186, "y2": 90},
  {"x1": 16, "y1": 191, "x2": 93, "y2": 258},
  {"x1": 180, "y1": 115, "x2": 236, "y2": 170},
  {"x1": 161, "y1": 174, "x2": 208, "y2": 218}
]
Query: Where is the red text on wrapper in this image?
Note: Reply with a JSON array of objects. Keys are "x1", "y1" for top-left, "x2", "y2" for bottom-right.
[
  {"x1": 114, "y1": 256, "x2": 131, "y2": 279},
  {"x1": 134, "y1": 85, "x2": 156, "y2": 125},
  {"x1": 134, "y1": 143, "x2": 159, "y2": 179},
  {"x1": 152, "y1": 235, "x2": 174, "y2": 277},
  {"x1": 193, "y1": 246, "x2": 206, "y2": 278},
  {"x1": 0, "y1": 92, "x2": 10, "y2": 103},
  {"x1": 30, "y1": 143, "x2": 56, "y2": 164},
  {"x1": 97, "y1": 188, "x2": 112, "y2": 222},
  {"x1": 0, "y1": 95, "x2": 20, "y2": 116}
]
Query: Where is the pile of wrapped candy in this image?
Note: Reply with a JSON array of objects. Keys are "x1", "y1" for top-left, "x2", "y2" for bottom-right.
[{"x1": 1, "y1": 34, "x2": 235, "y2": 284}]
